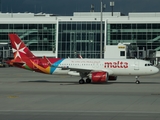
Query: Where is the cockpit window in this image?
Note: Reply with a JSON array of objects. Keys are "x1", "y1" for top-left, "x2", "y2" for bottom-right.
[{"x1": 145, "y1": 64, "x2": 153, "y2": 66}]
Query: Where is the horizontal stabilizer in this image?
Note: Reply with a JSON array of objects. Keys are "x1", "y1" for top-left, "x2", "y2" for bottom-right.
[
  {"x1": 12, "y1": 62, "x2": 25, "y2": 66},
  {"x1": 6, "y1": 59, "x2": 25, "y2": 66},
  {"x1": 43, "y1": 56, "x2": 52, "y2": 66}
]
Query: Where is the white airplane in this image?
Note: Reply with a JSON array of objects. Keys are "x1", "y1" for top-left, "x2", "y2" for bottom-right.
[{"x1": 8, "y1": 34, "x2": 159, "y2": 84}]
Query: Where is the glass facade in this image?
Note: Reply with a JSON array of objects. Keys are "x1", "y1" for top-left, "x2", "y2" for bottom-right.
[
  {"x1": 58, "y1": 21, "x2": 104, "y2": 58},
  {"x1": 108, "y1": 23, "x2": 160, "y2": 51},
  {"x1": 0, "y1": 24, "x2": 56, "y2": 52},
  {"x1": 1, "y1": 20, "x2": 160, "y2": 59}
]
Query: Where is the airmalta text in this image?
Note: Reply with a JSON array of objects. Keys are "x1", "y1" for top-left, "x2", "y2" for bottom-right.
[{"x1": 104, "y1": 61, "x2": 128, "y2": 68}]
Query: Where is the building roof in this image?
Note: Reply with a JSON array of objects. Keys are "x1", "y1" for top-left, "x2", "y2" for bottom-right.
[{"x1": 0, "y1": 12, "x2": 160, "y2": 23}]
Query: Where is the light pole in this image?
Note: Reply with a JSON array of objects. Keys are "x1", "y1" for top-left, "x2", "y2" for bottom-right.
[
  {"x1": 90, "y1": 4, "x2": 94, "y2": 12},
  {"x1": 100, "y1": 1, "x2": 106, "y2": 58},
  {"x1": 110, "y1": 1, "x2": 115, "y2": 16},
  {"x1": 0, "y1": 0, "x2": 1, "y2": 12}
]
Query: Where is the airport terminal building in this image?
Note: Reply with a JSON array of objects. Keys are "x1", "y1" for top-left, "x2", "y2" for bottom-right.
[{"x1": 0, "y1": 11, "x2": 160, "y2": 60}]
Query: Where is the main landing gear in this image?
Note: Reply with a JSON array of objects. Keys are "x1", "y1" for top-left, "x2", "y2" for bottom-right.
[
  {"x1": 79, "y1": 78, "x2": 91, "y2": 84},
  {"x1": 135, "y1": 76, "x2": 140, "y2": 84},
  {"x1": 79, "y1": 72, "x2": 91, "y2": 84}
]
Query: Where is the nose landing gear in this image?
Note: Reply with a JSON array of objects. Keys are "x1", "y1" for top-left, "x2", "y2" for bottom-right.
[{"x1": 135, "y1": 76, "x2": 140, "y2": 84}]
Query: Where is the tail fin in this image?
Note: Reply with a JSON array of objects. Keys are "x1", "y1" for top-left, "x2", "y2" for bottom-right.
[
  {"x1": 78, "y1": 54, "x2": 83, "y2": 59},
  {"x1": 9, "y1": 34, "x2": 36, "y2": 60}
]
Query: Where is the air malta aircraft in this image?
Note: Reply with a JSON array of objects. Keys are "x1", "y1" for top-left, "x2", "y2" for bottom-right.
[{"x1": 8, "y1": 34, "x2": 159, "y2": 84}]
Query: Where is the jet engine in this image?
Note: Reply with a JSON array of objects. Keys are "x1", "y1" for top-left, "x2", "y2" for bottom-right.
[{"x1": 89, "y1": 71, "x2": 108, "y2": 83}]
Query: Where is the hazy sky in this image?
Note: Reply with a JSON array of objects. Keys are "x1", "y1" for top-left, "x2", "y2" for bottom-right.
[{"x1": 1, "y1": 0, "x2": 160, "y2": 15}]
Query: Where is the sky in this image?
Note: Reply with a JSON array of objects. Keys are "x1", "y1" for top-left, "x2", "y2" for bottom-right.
[{"x1": 1, "y1": 0, "x2": 160, "y2": 15}]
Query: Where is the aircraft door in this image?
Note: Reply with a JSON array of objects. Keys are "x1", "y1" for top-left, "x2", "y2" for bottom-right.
[{"x1": 134, "y1": 61, "x2": 139, "y2": 70}]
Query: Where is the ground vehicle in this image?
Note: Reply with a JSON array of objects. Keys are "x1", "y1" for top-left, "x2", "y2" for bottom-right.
[{"x1": 0, "y1": 61, "x2": 6, "y2": 67}]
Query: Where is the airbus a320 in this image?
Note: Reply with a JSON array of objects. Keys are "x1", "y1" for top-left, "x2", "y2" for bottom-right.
[{"x1": 7, "y1": 34, "x2": 159, "y2": 84}]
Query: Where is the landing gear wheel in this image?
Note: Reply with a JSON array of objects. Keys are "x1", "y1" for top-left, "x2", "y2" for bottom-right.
[
  {"x1": 135, "y1": 80, "x2": 140, "y2": 84},
  {"x1": 79, "y1": 79, "x2": 85, "y2": 84},
  {"x1": 86, "y1": 78, "x2": 91, "y2": 83},
  {"x1": 135, "y1": 76, "x2": 140, "y2": 84}
]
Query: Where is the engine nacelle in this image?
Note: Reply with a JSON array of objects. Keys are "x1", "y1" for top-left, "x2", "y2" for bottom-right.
[
  {"x1": 108, "y1": 76, "x2": 117, "y2": 81},
  {"x1": 68, "y1": 71, "x2": 80, "y2": 76},
  {"x1": 90, "y1": 72, "x2": 108, "y2": 83}
]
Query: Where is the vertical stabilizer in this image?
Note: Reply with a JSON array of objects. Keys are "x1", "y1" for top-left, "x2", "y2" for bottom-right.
[{"x1": 9, "y1": 34, "x2": 36, "y2": 60}]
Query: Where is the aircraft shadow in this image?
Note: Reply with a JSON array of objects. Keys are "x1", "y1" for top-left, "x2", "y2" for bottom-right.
[
  {"x1": 108, "y1": 81, "x2": 160, "y2": 85},
  {"x1": 20, "y1": 80, "x2": 112, "y2": 85},
  {"x1": 20, "y1": 80, "x2": 160, "y2": 85},
  {"x1": 20, "y1": 80, "x2": 79, "y2": 85}
]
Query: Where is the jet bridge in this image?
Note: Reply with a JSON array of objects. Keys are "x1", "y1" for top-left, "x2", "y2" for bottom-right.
[{"x1": 104, "y1": 43, "x2": 132, "y2": 59}]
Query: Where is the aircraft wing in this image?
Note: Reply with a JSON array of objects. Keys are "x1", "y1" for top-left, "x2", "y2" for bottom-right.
[
  {"x1": 53, "y1": 65, "x2": 113, "y2": 75},
  {"x1": 70, "y1": 67, "x2": 113, "y2": 75}
]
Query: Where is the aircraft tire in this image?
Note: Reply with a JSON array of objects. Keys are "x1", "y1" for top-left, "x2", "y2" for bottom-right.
[
  {"x1": 86, "y1": 78, "x2": 91, "y2": 83},
  {"x1": 79, "y1": 79, "x2": 85, "y2": 84},
  {"x1": 135, "y1": 80, "x2": 140, "y2": 84}
]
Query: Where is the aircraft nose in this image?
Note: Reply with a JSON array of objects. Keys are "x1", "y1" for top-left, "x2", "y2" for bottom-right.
[{"x1": 153, "y1": 67, "x2": 159, "y2": 74}]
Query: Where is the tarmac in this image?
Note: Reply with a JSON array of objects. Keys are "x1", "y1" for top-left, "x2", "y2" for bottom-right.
[{"x1": 0, "y1": 67, "x2": 160, "y2": 120}]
